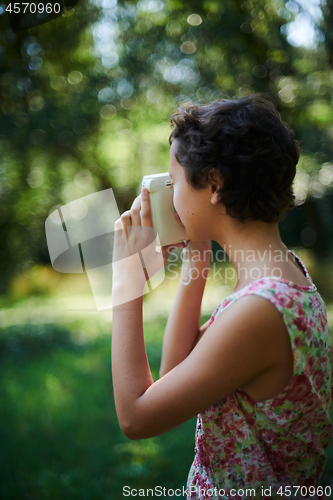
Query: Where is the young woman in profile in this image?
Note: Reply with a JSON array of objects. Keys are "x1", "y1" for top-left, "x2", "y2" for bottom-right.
[{"x1": 111, "y1": 95, "x2": 333, "y2": 499}]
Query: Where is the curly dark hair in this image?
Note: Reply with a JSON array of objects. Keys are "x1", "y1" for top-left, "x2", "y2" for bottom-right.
[{"x1": 169, "y1": 94, "x2": 300, "y2": 223}]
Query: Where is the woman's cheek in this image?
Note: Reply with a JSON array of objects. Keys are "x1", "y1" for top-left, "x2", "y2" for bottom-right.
[{"x1": 173, "y1": 194, "x2": 184, "y2": 222}]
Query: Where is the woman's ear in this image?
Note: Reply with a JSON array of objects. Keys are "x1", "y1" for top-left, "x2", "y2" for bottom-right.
[{"x1": 208, "y1": 169, "x2": 223, "y2": 205}]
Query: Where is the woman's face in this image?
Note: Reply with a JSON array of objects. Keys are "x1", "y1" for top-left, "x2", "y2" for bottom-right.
[{"x1": 168, "y1": 140, "x2": 215, "y2": 242}]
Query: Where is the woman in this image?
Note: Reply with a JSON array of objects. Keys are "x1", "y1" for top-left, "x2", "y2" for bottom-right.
[{"x1": 111, "y1": 94, "x2": 333, "y2": 499}]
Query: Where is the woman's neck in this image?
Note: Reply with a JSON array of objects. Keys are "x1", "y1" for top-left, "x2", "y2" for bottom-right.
[{"x1": 215, "y1": 219, "x2": 289, "y2": 289}]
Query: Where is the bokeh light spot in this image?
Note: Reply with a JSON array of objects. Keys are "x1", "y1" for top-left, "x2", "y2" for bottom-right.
[
  {"x1": 68, "y1": 71, "x2": 83, "y2": 85},
  {"x1": 28, "y1": 57, "x2": 43, "y2": 71},
  {"x1": 187, "y1": 14, "x2": 202, "y2": 26},
  {"x1": 98, "y1": 87, "x2": 116, "y2": 103},
  {"x1": 27, "y1": 169, "x2": 44, "y2": 188},
  {"x1": 29, "y1": 95, "x2": 45, "y2": 111},
  {"x1": 180, "y1": 41, "x2": 196, "y2": 54},
  {"x1": 100, "y1": 104, "x2": 117, "y2": 119},
  {"x1": 27, "y1": 43, "x2": 42, "y2": 56},
  {"x1": 69, "y1": 200, "x2": 88, "y2": 220}
]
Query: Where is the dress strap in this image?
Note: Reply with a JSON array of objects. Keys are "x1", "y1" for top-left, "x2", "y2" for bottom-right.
[{"x1": 288, "y1": 250, "x2": 314, "y2": 285}]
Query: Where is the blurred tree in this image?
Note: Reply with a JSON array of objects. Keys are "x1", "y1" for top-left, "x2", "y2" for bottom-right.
[
  {"x1": 0, "y1": 0, "x2": 333, "y2": 294},
  {"x1": 322, "y1": 0, "x2": 333, "y2": 65},
  {"x1": 0, "y1": 2, "x2": 102, "y2": 292}
]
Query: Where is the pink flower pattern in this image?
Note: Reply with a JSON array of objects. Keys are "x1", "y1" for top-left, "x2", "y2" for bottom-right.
[{"x1": 187, "y1": 251, "x2": 333, "y2": 500}]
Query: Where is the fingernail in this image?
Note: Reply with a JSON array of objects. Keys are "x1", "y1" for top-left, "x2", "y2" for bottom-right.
[{"x1": 141, "y1": 187, "x2": 148, "y2": 195}]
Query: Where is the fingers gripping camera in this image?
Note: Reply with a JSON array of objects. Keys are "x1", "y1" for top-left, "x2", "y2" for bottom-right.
[
  {"x1": 45, "y1": 189, "x2": 165, "y2": 310},
  {"x1": 141, "y1": 173, "x2": 187, "y2": 247}
]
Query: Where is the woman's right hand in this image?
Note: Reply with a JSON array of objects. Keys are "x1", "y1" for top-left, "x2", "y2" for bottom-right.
[
  {"x1": 161, "y1": 241, "x2": 187, "y2": 266},
  {"x1": 186, "y1": 240, "x2": 212, "y2": 267},
  {"x1": 161, "y1": 210, "x2": 212, "y2": 267}
]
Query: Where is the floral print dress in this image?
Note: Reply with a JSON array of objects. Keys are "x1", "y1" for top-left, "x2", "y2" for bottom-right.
[{"x1": 187, "y1": 251, "x2": 333, "y2": 500}]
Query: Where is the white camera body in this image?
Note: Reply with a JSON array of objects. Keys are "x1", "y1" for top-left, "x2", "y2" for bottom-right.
[{"x1": 142, "y1": 172, "x2": 187, "y2": 246}]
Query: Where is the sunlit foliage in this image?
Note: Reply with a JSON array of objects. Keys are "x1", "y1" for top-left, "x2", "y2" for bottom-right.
[{"x1": 1, "y1": 0, "x2": 333, "y2": 292}]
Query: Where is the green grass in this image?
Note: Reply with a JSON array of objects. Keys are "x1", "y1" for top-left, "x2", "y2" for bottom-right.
[
  {"x1": 0, "y1": 318, "x2": 198, "y2": 500},
  {"x1": 1, "y1": 295, "x2": 333, "y2": 498}
]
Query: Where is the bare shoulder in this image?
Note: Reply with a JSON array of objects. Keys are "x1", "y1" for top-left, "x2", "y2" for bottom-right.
[
  {"x1": 198, "y1": 294, "x2": 290, "y2": 364},
  {"x1": 212, "y1": 293, "x2": 286, "y2": 335},
  {"x1": 199, "y1": 294, "x2": 294, "y2": 402},
  {"x1": 186, "y1": 293, "x2": 293, "y2": 402},
  {"x1": 171, "y1": 294, "x2": 290, "y2": 408},
  {"x1": 197, "y1": 294, "x2": 289, "y2": 355}
]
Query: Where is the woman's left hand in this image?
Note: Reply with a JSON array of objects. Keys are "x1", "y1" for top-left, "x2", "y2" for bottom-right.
[
  {"x1": 113, "y1": 189, "x2": 155, "y2": 262},
  {"x1": 112, "y1": 188, "x2": 184, "y2": 291}
]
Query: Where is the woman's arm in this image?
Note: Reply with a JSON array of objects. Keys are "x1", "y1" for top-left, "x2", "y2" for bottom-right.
[
  {"x1": 112, "y1": 292, "x2": 287, "y2": 440},
  {"x1": 111, "y1": 190, "x2": 288, "y2": 441},
  {"x1": 159, "y1": 241, "x2": 211, "y2": 377}
]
